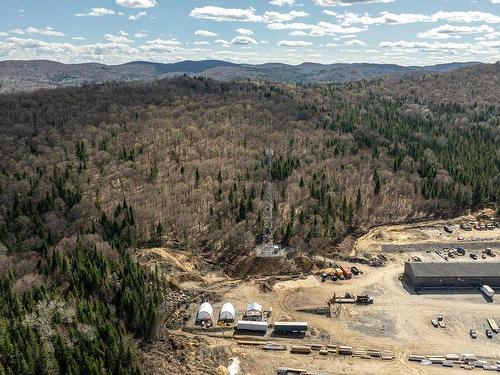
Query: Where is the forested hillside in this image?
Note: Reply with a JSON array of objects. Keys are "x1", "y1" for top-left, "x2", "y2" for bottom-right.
[
  {"x1": 0, "y1": 59, "x2": 478, "y2": 93},
  {"x1": 0, "y1": 63, "x2": 499, "y2": 374}
]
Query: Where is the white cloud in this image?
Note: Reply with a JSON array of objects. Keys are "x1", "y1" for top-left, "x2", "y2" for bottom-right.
[
  {"x1": 134, "y1": 32, "x2": 148, "y2": 38},
  {"x1": 116, "y1": 0, "x2": 156, "y2": 9},
  {"x1": 260, "y1": 40, "x2": 270, "y2": 44},
  {"x1": 118, "y1": 31, "x2": 129, "y2": 36},
  {"x1": 129, "y1": 11, "x2": 147, "y2": 21},
  {"x1": 379, "y1": 40, "x2": 473, "y2": 51},
  {"x1": 72, "y1": 37, "x2": 86, "y2": 41},
  {"x1": 344, "y1": 39, "x2": 366, "y2": 46},
  {"x1": 268, "y1": 21, "x2": 365, "y2": 36},
  {"x1": 75, "y1": 8, "x2": 115, "y2": 17},
  {"x1": 337, "y1": 10, "x2": 500, "y2": 26},
  {"x1": 417, "y1": 24, "x2": 494, "y2": 39},
  {"x1": 104, "y1": 33, "x2": 133, "y2": 44},
  {"x1": 277, "y1": 40, "x2": 313, "y2": 46},
  {"x1": 8, "y1": 27, "x2": 65, "y2": 37},
  {"x1": 26, "y1": 27, "x2": 65, "y2": 37},
  {"x1": 190, "y1": 6, "x2": 262, "y2": 22},
  {"x1": 215, "y1": 39, "x2": 230, "y2": 47},
  {"x1": 337, "y1": 11, "x2": 431, "y2": 26},
  {"x1": 270, "y1": 0, "x2": 295, "y2": 6},
  {"x1": 314, "y1": 0, "x2": 394, "y2": 6},
  {"x1": 140, "y1": 38, "x2": 182, "y2": 52},
  {"x1": 236, "y1": 28, "x2": 254, "y2": 36},
  {"x1": 231, "y1": 36, "x2": 257, "y2": 45},
  {"x1": 189, "y1": 6, "x2": 308, "y2": 23},
  {"x1": 326, "y1": 42, "x2": 338, "y2": 47},
  {"x1": 290, "y1": 30, "x2": 308, "y2": 36},
  {"x1": 265, "y1": 11, "x2": 309, "y2": 23},
  {"x1": 146, "y1": 38, "x2": 181, "y2": 46},
  {"x1": 432, "y1": 11, "x2": 500, "y2": 24},
  {"x1": 195, "y1": 30, "x2": 218, "y2": 37},
  {"x1": 193, "y1": 41, "x2": 210, "y2": 45}
]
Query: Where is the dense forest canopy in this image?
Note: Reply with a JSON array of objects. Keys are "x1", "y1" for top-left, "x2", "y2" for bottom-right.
[{"x1": 0, "y1": 62, "x2": 499, "y2": 374}]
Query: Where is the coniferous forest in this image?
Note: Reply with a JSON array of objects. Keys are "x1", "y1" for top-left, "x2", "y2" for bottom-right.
[{"x1": 0, "y1": 63, "x2": 499, "y2": 374}]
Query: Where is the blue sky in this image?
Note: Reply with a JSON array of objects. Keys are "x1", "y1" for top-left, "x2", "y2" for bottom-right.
[{"x1": 1, "y1": 0, "x2": 499, "y2": 65}]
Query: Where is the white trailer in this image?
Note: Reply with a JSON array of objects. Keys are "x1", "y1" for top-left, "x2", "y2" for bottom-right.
[
  {"x1": 236, "y1": 320, "x2": 268, "y2": 332},
  {"x1": 480, "y1": 285, "x2": 494, "y2": 298},
  {"x1": 487, "y1": 318, "x2": 499, "y2": 333}
]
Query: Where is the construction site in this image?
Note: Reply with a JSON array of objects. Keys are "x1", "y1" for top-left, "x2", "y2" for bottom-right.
[
  {"x1": 136, "y1": 208, "x2": 500, "y2": 375},
  {"x1": 137, "y1": 151, "x2": 500, "y2": 374}
]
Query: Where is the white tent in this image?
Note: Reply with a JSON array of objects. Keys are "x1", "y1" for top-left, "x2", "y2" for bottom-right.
[
  {"x1": 219, "y1": 302, "x2": 236, "y2": 321},
  {"x1": 197, "y1": 302, "x2": 213, "y2": 321}
]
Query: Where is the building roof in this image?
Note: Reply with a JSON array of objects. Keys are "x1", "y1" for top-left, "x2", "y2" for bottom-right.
[
  {"x1": 246, "y1": 302, "x2": 262, "y2": 312},
  {"x1": 219, "y1": 302, "x2": 236, "y2": 318},
  {"x1": 405, "y1": 262, "x2": 500, "y2": 278},
  {"x1": 197, "y1": 302, "x2": 213, "y2": 318}
]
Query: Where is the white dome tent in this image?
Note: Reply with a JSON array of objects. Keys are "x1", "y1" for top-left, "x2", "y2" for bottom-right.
[
  {"x1": 219, "y1": 302, "x2": 236, "y2": 322},
  {"x1": 196, "y1": 302, "x2": 213, "y2": 323}
]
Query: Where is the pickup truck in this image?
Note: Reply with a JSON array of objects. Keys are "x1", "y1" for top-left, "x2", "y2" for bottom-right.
[
  {"x1": 437, "y1": 316, "x2": 446, "y2": 328},
  {"x1": 470, "y1": 329, "x2": 477, "y2": 339}
]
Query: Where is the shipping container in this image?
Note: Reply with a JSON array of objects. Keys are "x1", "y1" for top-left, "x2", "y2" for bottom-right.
[
  {"x1": 274, "y1": 321, "x2": 308, "y2": 333},
  {"x1": 290, "y1": 345, "x2": 312, "y2": 354},
  {"x1": 340, "y1": 265, "x2": 352, "y2": 279}
]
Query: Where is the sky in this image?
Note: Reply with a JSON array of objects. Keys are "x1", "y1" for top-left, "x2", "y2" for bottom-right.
[{"x1": 0, "y1": 0, "x2": 499, "y2": 66}]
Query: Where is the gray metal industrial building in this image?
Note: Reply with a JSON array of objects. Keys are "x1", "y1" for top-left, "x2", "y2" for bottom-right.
[{"x1": 404, "y1": 262, "x2": 500, "y2": 289}]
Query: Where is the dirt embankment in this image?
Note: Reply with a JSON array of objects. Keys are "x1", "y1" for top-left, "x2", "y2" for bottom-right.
[{"x1": 353, "y1": 208, "x2": 499, "y2": 256}]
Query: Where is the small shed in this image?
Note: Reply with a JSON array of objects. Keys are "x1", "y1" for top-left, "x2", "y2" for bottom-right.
[
  {"x1": 219, "y1": 302, "x2": 236, "y2": 322},
  {"x1": 244, "y1": 302, "x2": 263, "y2": 321},
  {"x1": 246, "y1": 302, "x2": 262, "y2": 313},
  {"x1": 196, "y1": 302, "x2": 213, "y2": 322}
]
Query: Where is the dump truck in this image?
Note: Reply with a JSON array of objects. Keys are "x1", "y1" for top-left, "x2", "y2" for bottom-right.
[
  {"x1": 334, "y1": 267, "x2": 344, "y2": 279},
  {"x1": 340, "y1": 265, "x2": 352, "y2": 279}
]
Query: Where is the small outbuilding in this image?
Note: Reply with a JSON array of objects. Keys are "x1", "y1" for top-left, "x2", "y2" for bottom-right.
[
  {"x1": 219, "y1": 302, "x2": 236, "y2": 322},
  {"x1": 196, "y1": 302, "x2": 214, "y2": 323},
  {"x1": 244, "y1": 302, "x2": 263, "y2": 321}
]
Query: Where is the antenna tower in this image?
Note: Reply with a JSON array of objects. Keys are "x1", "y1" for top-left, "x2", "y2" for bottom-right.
[{"x1": 263, "y1": 148, "x2": 274, "y2": 246}]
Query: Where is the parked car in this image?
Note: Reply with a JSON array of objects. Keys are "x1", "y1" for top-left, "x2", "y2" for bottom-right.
[
  {"x1": 470, "y1": 253, "x2": 478, "y2": 260},
  {"x1": 461, "y1": 224, "x2": 472, "y2": 231},
  {"x1": 431, "y1": 319, "x2": 438, "y2": 328},
  {"x1": 444, "y1": 225, "x2": 453, "y2": 233},
  {"x1": 470, "y1": 329, "x2": 477, "y2": 339},
  {"x1": 456, "y1": 247, "x2": 466, "y2": 255},
  {"x1": 486, "y1": 329, "x2": 493, "y2": 339},
  {"x1": 350, "y1": 266, "x2": 360, "y2": 276}
]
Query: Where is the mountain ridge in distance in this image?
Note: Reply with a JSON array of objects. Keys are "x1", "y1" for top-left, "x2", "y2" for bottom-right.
[{"x1": 0, "y1": 58, "x2": 482, "y2": 93}]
